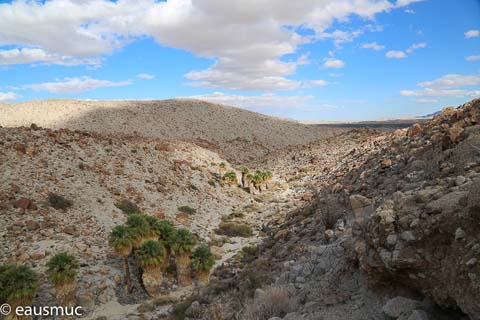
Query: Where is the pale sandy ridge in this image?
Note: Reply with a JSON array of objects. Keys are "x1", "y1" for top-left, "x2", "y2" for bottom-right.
[{"x1": 0, "y1": 99, "x2": 344, "y2": 163}]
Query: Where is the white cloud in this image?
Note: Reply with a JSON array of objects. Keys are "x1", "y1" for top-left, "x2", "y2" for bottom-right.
[
  {"x1": 386, "y1": 42, "x2": 426, "y2": 58},
  {"x1": 0, "y1": 0, "x2": 420, "y2": 91},
  {"x1": 404, "y1": 9, "x2": 415, "y2": 14},
  {"x1": 0, "y1": 92, "x2": 20, "y2": 102},
  {"x1": 306, "y1": 80, "x2": 330, "y2": 87},
  {"x1": 323, "y1": 58, "x2": 345, "y2": 69},
  {"x1": 24, "y1": 77, "x2": 132, "y2": 94},
  {"x1": 0, "y1": 48, "x2": 99, "y2": 66},
  {"x1": 362, "y1": 42, "x2": 385, "y2": 51},
  {"x1": 406, "y1": 42, "x2": 427, "y2": 53},
  {"x1": 187, "y1": 91, "x2": 313, "y2": 110},
  {"x1": 400, "y1": 74, "x2": 480, "y2": 98},
  {"x1": 318, "y1": 29, "x2": 364, "y2": 47},
  {"x1": 466, "y1": 55, "x2": 480, "y2": 62},
  {"x1": 136, "y1": 73, "x2": 155, "y2": 80},
  {"x1": 386, "y1": 50, "x2": 407, "y2": 58},
  {"x1": 395, "y1": 0, "x2": 424, "y2": 6},
  {"x1": 465, "y1": 30, "x2": 480, "y2": 38}
]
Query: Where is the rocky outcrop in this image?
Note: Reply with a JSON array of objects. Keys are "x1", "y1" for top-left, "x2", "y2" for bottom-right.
[{"x1": 345, "y1": 99, "x2": 480, "y2": 318}]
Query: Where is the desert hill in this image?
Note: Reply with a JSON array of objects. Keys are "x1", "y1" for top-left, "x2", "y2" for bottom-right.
[
  {"x1": 0, "y1": 99, "x2": 343, "y2": 164},
  {"x1": 1, "y1": 98, "x2": 479, "y2": 320}
]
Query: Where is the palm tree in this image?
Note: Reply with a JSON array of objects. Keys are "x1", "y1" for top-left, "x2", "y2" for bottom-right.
[
  {"x1": 263, "y1": 170, "x2": 273, "y2": 189},
  {"x1": 126, "y1": 214, "x2": 152, "y2": 248},
  {"x1": 143, "y1": 215, "x2": 163, "y2": 241},
  {"x1": 246, "y1": 173, "x2": 256, "y2": 194},
  {"x1": 241, "y1": 167, "x2": 249, "y2": 188},
  {"x1": 136, "y1": 240, "x2": 165, "y2": 297},
  {"x1": 191, "y1": 245, "x2": 216, "y2": 285},
  {"x1": 108, "y1": 225, "x2": 133, "y2": 290},
  {"x1": 218, "y1": 162, "x2": 227, "y2": 174},
  {"x1": 252, "y1": 174, "x2": 263, "y2": 192},
  {"x1": 156, "y1": 220, "x2": 177, "y2": 274},
  {"x1": 223, "y1": 171, "x2": 238, "y2": 186},
  {"x1": 0, "y1": 264, "x2": 38, "y2": 320},
  {"x1": 172, "y1": 229, "x2": 196, "y2": 287},
  {"x1": 46, "y1": 252, "x2": 79, "y2": 307}
]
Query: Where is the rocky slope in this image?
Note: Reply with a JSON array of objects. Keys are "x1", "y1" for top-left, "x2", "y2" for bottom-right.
[
  {"x1": 0, "y1": 99, "x2": 343, "y2": 164},
  {"x1": 180, "y1": 99, "x2": 480, "y2": 320},
  {"x1": 0, "y1": 124, "x2": 287, "y2": 318}
]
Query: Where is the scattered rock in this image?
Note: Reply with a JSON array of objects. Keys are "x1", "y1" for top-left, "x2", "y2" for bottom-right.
[{"x1": 382, "y1": 297, "x2": 421, "y2": 318}]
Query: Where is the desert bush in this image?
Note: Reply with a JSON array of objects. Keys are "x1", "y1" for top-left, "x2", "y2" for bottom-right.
[
  {"x1": 188, "y1": 183, "x2": 198, "y2": 191},
  {"x1": 243, "y1": 286, "x2": 297, "y2": 320},
  {"x1": 314, "y1": 195, "x2": 344, "y2": 230},
  {"x1": 240, "y1": 245, "x2": 258, "y2": 263},
  {"x1": 48, "y1": 193, "x2": 73, "y2": 211},
  {"x1": 215, "y1": 222, "x2": 253, "y2": 237},
  {"x1": 208, "y1": 179, "x2": 216, "y2": 187},
  {"x1": 178, "y1": 206, "x2": 197, "y2": 215},
  {"x1": 115, "y1": 199, "x2": 140, "y2": 215}
]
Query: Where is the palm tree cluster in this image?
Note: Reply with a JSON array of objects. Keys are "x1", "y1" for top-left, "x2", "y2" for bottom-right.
[
  {"x1": 245, "y1": 169, "x2": 273, "y2": 193},
  {"x1": 108, "y1": 214, "x2": 216, "y2": 296}
]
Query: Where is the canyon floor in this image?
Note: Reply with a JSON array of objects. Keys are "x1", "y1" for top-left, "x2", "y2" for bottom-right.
[{"x1": 1, "y1": 99, "x2": 479, "y2": 320}]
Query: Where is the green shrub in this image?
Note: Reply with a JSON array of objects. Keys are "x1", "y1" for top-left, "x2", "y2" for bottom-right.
[
  {"x1": 215, "y1": 222, "x2": 253, "y2": 237},
  {"x1": 188, "y1": 183, "x2": 198, "y2": 191},
  {"x1": 178, "y1": 206, "x2": 197, "y2": 215},
  {"x1": 48, "y1": 193, "x2": 73, "y2": 211},
  {"x1": 115, "y1": 199, "x2": 140, "y2": 215}
]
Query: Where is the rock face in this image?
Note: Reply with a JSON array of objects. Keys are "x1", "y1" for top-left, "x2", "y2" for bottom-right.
[{"x1": 344, "y1": 99, "x2": 480, "y2": 318}]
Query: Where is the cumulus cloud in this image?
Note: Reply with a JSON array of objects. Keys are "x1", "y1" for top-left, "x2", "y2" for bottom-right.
[
  {"x1": 187, "y1": 91, "x2": 313, "y2": 110},
  {"x1": 24, "y1": 77, "x2": 132, "y2": 94},
  {"x1": 0, "y1": 92, "x2": 20, "y2": 102},
  {"x1": 362, "y1": 42, "x2": 385, "y2": 50},
  {"x1": 136, "y1": 73, "x2": 155, "y2": 80},
  {"x1": 0, "y1": 0, "x2": 419, "y2": 91},
  {"x1": 0, "y1": 48, "x2": 99, "y2": 66},
  {"x1": 466, "y1": 55, "x2": 480, "y2": 62},
  {"x1": 400, "y1": 74, "x2": 480, "y2": 98},
  {"x1": 386, "y1": 50, "x2": 407, "y2": 58},
  {"x1": 323, "y1": 58, "x2": 345, "y2": 69},
  {"x1": 465, "y1": 30, "x2": 480, "y2": 38},
  {"x1": 386, "y1": 42, "x2": 426, "y2": 58}
]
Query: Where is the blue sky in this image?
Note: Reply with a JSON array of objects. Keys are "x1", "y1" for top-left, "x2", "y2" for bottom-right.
[{"x1": 0, "y1": 0, "x2": 479, "y2": 121}]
